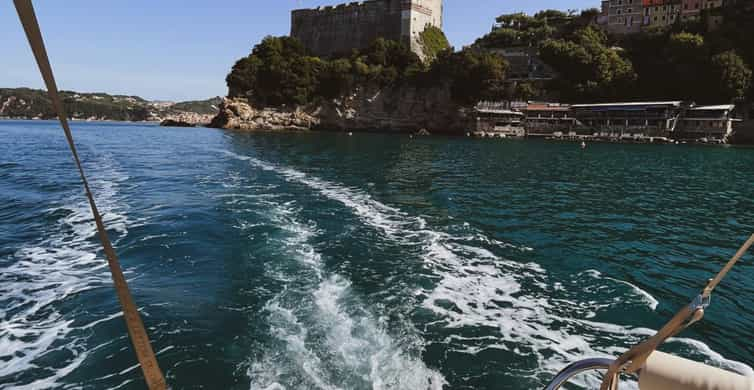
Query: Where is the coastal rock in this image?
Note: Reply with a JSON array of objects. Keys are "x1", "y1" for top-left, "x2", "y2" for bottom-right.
[
  {"x1": 209, "y1": 85, "x2": 469, "y2": 134},
  {"x1": 160, "y1": 119, "x2": 196, "y2": 127},
  {"x1": 317, "y1": 85, "x2": 467, "y2": 134},
  {"x1": 209, "y1": 98, "x2": 318, "y2": 131},
  {"x1": 159, "y1": 112, "x2": 214, "y2": 127}
]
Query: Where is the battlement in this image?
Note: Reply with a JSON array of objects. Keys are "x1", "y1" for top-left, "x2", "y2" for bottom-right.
[{"x1": 291, "y1": 0, "x2": 443, "y2": 60}]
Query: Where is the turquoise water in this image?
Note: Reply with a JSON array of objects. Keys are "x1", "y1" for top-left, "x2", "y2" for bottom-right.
[{"x1": 1, "y1": 120, "x2": 753, "y2": 390}]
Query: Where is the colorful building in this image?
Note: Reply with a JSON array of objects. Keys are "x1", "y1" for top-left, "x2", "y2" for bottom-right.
[
  {"x1": 643, "y1": 0, "x2": 682, "y2": 27},
  {"x1": 605, "y1": 0, "x2": 644, "y2": 33},
  {"x1": 599, "y1": 0, "x2": 726, "y2": 32}
]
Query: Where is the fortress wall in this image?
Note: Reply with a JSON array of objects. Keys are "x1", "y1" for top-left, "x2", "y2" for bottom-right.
[
  {"x1": 291, "y1": 1, "x2": 403, "y2": 58},
  {"x1": 291, "y1": 0, "x2": 443, "y2": 59}
]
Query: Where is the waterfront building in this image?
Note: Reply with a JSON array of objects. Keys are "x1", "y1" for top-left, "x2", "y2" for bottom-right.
[
  {"x1": 675, "y1": 104, "x2": 738, "y2": 141},
  {"x1": 569, "y1": 101, "x2": 684, "y2": 138},
  {"x1": 521, "y1": 103, "x2": 580, "y2": 137},
  {"x1": 473, "y1": 101, "x2": 526, "y2": 137},
  {"x1": 290, "y1": 0, "x2": 443, "y2": 60}
]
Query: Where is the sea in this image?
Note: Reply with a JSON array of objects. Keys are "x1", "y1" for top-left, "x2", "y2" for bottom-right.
[{"x1": 1, "y1": 120, "x2": 753, "y2": 390}]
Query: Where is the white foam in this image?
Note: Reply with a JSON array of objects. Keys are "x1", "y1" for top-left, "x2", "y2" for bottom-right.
[
  {"x1": 215, "y1": 172, "x2": 444, "y2": 389},
  {"x1": 582, "y1": 269, "x2": 659, "y2": 311},
  {"x1": 222, "y1": 150, "x2": 753, "y2": 386},
  {"x1": 0, "y1": 154, "x2": 133, "y2": 388}
]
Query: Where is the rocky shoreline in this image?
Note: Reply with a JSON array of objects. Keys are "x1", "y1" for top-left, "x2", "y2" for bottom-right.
[
  {"x1": 159, "y1": 112, "x2": 215, "y2": 128},
  {"x1": 207, "y1": 85, "x2": 469, "y2": 134}
]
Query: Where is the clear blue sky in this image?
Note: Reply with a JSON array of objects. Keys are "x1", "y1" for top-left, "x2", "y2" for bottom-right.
[{"x1": 1, "y1": 1, "x2": 596, "y2": 101}]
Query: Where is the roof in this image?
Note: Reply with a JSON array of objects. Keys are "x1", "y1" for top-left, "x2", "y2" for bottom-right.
[
  {"x1": 475, "y1": 108, "x2": 525, "y2": 115},
  {"x1": 525, "y1": 103, "x2": 571, "y2": 111},
  {"x1": 571, "y1": 101, "x2": 683, "y2": 108},
  {"x1": 688, "y1": 105, "x2": 734, "y2": 111}
]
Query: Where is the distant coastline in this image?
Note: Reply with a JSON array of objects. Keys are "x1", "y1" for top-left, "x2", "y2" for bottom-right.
[{"x1": 0, "y1": 88, "x2": 219, "y2": 124}]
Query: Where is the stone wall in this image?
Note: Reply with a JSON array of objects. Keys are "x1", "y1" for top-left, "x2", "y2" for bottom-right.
[{"x1": 291, "y1": 0, "x2": 443, "y2": 59}]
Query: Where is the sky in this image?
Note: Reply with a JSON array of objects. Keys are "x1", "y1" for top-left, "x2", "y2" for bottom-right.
[{"x1": 1, "y1": 1, "x2": 595, "y2": 102}]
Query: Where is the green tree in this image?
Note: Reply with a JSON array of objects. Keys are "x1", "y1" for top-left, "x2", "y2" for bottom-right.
[
  {"x1": 539, "y1": 27, "x2": 636, "y2": 101},
  {"x1": 431, "y1": 49, "x2": 509, "y2": 104},
  {"x1": 418, "y1": 26, "x2": 451, "y2": 62},
  {"x1": 709, "y1": 50, "x2": 752, "y2": 101},
  {"x1": 225, "y1": 36, "x2": 322, "y2": 106}
]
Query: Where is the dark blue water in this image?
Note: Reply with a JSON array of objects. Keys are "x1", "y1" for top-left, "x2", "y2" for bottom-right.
[{"x1": 1, "y1": 120, "x2": 753, "y2": 390}]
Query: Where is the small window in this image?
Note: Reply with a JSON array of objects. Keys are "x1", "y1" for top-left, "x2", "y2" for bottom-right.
[{"x1": 628, "y1": 8, "x2": 632, "y2": 12}]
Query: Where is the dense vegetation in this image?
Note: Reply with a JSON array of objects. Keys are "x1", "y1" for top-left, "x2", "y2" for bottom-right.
[
  {"x1": 172, "y1": 97, "x2": 223, "y2": 115},
  {"x1": 418, "y1": 26, "x2": 451, "y2": 62},
  {"x1": 226, "y1": 35, "x2": 508, "y2": 107},
  {"x1": 0, "y1": 88, "x2": 220, "y2": 121},
  {"x1": 226, "y1": 3, "x2": 753, "y2": 108},
  {"x1": 474, "y1": 6, "x2": 753, "y2": 104}
]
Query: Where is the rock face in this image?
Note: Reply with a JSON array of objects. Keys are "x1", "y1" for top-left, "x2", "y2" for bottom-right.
[
  {"x1": 209, "y1": 99, "x2": 318, "y2": 131},
  {"x1": 159, "y1": 112, "x2": 215, "y2": 127},
  {"x1": 209, "y1": 85, "x2": 469, "y2": 134}
]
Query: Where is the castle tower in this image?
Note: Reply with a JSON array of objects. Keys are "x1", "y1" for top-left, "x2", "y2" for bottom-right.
[
  {"x1": 291, "y1": 0, "x2": 444, "y2": 60},
  {"x1": 401, "y1": 0, "x2": 444, "y2": 58}
]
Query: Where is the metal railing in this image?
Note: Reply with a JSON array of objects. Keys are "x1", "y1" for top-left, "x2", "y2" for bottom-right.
[{"x1": 544, "y1": 358, "x2": 616, "y2": 390}]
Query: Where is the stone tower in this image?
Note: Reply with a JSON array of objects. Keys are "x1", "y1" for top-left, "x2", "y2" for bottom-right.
[
  {"x1": 400, "y1": 0, "x2": 444, "y2": 57},
  {"x1": 291, "y1": 0, "x2": 444, "y2": 60}
]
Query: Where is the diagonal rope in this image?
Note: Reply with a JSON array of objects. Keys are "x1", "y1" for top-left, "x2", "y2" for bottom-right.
[
  {"x1": 13, "y1": 1, "x2": 167, "y2": 389},
  {"x1": 599, "y1": 233, "x2": 754, "y2": 390}
]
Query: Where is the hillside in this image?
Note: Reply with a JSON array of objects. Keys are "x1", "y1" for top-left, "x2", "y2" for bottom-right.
[{"x1": 0, "y1": 88, "x2": 220, "y2": 122}]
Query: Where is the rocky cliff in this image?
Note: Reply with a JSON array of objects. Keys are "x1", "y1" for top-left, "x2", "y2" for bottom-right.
[{"x1": 209, "y1": 85, "x2": 470, "y2": 134}]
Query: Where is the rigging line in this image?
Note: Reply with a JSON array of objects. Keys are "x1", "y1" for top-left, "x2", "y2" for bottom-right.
[
  {"x1": 12, "y1": 1, "x2": 168, "y2": 389},
  {"x1": 599, "y1": 233, "x2": 754, "y2": 390}
]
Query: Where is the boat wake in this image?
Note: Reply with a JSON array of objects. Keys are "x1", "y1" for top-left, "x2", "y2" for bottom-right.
[
  {"x1": 222, "y1": 149, "x2": 753, "y2": 388},
  {"x1": 215, "y1": 172, "x2": 445, "y2": 390},
  {"x1": 0, "y1": 153, "x2": 133, "y2": 389}
]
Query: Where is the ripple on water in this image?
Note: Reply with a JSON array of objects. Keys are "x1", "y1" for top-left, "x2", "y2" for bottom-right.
[
  {"x1": 223, "y1": 149, "x2": 753, "y2": 389},
  {"x1": 215, "y1": 171, "x2": 445, "y2": 390},
  {"x1": 0, "y1": 155, "x2": 133, "y2": 389}
]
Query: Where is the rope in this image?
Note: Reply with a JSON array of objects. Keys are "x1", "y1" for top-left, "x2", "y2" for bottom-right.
[
  {"x1": 599, "y1": 233, "x2": 754, "y2": 390},
  {"x1": 12, "y1": 1, "x2": 168, "y2": 389}
]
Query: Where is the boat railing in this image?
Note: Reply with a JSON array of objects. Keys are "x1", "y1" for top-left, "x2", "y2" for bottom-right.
[{"x1": 544, "y1": 358, "x2": 615, "y2": 390}]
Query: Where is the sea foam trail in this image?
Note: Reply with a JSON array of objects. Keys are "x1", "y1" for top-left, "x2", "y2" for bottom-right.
[
  {"x1": 222, "y1": 150, "x2": 753, "y2": 387},
  {"x1": 0, "y1": 154, "x2": 131, "y2": 389},
  {"x1": 215, "y1": 173, "x2": 445, "y2": 390}
]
